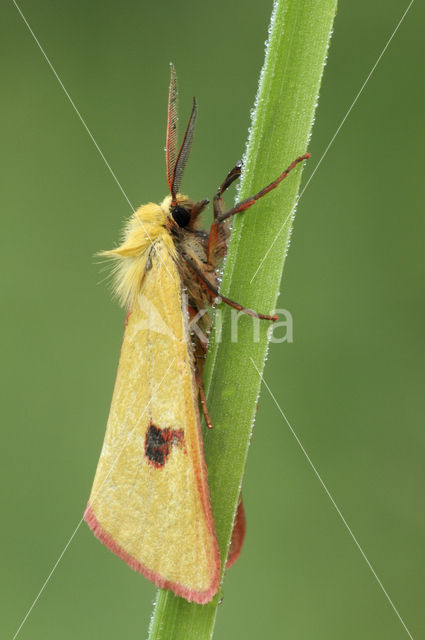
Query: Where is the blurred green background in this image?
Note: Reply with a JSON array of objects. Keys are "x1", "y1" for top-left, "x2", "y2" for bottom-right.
[{"x1": 2, "y1": 1, "x2": 424, "y2": 638}]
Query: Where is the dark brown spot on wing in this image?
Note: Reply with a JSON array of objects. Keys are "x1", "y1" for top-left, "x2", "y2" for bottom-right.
[{"x1": 144, "y1": 423, "x2": 185, "y2": 468}]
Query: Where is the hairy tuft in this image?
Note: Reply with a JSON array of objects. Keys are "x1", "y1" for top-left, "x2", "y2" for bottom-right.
[{"x1": 98, "y1": 203, "x2": 172, "y2": 308}]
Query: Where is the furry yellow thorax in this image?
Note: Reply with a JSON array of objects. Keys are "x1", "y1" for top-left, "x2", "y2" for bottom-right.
[{"x1": 100, "y1": 196, "x2": 190, "y2": 308}]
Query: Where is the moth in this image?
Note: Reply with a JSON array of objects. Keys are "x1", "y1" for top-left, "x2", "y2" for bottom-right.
[{"x1": 85, "y1": 64, "x2": 309, "y2": 604}]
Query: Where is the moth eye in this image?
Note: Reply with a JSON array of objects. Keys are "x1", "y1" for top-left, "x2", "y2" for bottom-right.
[{"x1": 171, "y1": 206, "x2": 190, "y2": 228}]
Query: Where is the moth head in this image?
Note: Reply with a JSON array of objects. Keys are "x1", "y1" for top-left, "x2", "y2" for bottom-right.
[
  {"x1": 170, "y1": 204, "x2": 191, "y2": 228},
  {"x1": 161, "y1": 194, "x2": 209, "y2": 230}
]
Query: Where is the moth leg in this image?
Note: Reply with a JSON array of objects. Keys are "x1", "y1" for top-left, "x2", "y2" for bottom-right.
[
  {"x1": 213, "y1": 162, "x2": 242, "y2": 221},
  {"x1": 188, "y1": 305, "x2": 209, "y2": 359},
  {"x1": 194, "y1": 364, "x2": 213, "y2": 430},
  {"x1": 182, "y1": 253, "x2": 277, "y2": 322},
  {"x1": 192, "y1": 337, "x2": 208, "y2": 377},
  {"x1": 208, "y1": 163, "x2": 242, "y2": 267},
  {"x1": 216, "y1": 153, "x2": 310, "y2": 223}
]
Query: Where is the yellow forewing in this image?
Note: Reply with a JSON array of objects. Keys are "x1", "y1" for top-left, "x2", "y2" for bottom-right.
[{"x1": 85, "y1": 240, "x2": 220, "y2": 603}]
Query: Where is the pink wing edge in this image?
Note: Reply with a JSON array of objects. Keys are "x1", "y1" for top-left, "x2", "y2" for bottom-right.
[{"x1": 84, "y1": 503, "x2": 220, "y2": 604}]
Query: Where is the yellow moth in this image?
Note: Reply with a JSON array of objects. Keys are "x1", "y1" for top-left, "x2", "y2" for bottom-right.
[{"x1": 85, "y1": 64, "x2": 309, "y2": 603}]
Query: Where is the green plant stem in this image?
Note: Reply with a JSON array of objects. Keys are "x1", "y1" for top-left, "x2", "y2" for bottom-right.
[{"x1": 148, "y1": 1, "x2": 337, "y2": 637}]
